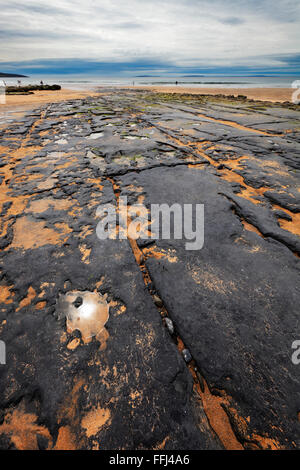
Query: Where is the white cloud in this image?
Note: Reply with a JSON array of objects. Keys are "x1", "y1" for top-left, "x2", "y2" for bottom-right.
[{"x1": 0, "y1": 0, "x2": 299, "y2": 67}]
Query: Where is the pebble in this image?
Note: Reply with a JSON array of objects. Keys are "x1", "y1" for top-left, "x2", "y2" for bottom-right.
[
  {"x1": 153, "y1": 294, "x2": 163, "y2": 307},
  {"x1": 182, "y1": 349, "x2": 192, "y2": 363},
  {"x1": 73, "y1": 296, "x2": 83, "y2": 308},
  {"x1": 165, "y1": 318, "x2": 174, "y2": 335}
]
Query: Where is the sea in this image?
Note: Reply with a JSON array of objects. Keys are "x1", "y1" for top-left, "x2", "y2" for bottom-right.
[{"x1": 1, "y1": 75, "x2": 298, "y2": 91}]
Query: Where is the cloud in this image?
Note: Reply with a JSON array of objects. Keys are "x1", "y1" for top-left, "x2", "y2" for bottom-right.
[
  {"x1": 1, "y1": 54, "x2": 299, "y2": 76},
  {"x1": 0, "y1": 0, "x2": 299, "y2": 73},
  {"x1": 219, "y1": 17, "x2": 245, "y2": 25}
]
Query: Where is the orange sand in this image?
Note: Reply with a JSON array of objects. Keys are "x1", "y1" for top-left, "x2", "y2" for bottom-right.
[
  {"x1": 1, "y1": 88, "x2": 98, "y2": 111},
  {"x1": 125, "y1": 86, "x2": 294, "y2": 103}
]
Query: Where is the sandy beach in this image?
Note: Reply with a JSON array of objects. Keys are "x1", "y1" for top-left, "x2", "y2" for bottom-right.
[
  {"x1": 126, "y1": 86, "x2": 294, "y2": 103},
  {"x1": 1, "y1": 88, "x2": 99, "y2": 111}
]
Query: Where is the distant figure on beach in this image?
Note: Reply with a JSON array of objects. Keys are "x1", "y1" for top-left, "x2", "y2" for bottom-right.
[
  {"x1": 17, "y1": 80, "x2": 21, "y2": 87},
  {"x1": 0, "y1": 80, "x2": 6, "y2": 103},
  {"x1": 175, "y1": 81, "x2": 178, "y2": 85},
  {"x1": 40, "y1": 80, "x2": 44, "y2": 86}
]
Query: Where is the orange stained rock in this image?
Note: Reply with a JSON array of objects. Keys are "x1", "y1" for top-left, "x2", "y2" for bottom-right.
[
  {"x1": 81, "y1": 405, "x2": 111, "y2": 438},
  {"x1": 251, "y1": 434, "x2": 282, "y2": 450},
  {"x1": 58, "y1": 377, "x2": 85, "y2": 424},
  {"x1": 36, "y1": 176, "x2": 58, "y2": 190},
  {"x1": 190, "y1": 365, "x2": 283, "y2": 450},
  {"x1": 54, "y1": 378, "x2": 85, "y2": 449},
  {"x1": 274, "y1": 205, "x2": 300, "y2": 237},
  {"x1": 186, "y1": 141, "x2": 220, "y2": 167},
  {"x1": 159, "y1": 132, "x2": 282, "y2": 209},
  {"x1": 0, "y1": 162, "x2": 31, "y2": 239},
  {"x1": 153, "y1": 436, "x2": 170, "y2": 450},
  {"x1": 190, "y1": 266, "x2": 237, "y2": 295},
  {"x1": 126, "y1": 208, "x2": 151, "y2": 240},
  {"x1": 86, "y1": 178, "x2": 103, "y2": 191},
  {"x1": 17, "y1": 286, "x2": 36, "y2": 311},
  {"x1": 79, "y1": 244, "x2": 91, "y2": 264},
  {"x1": 55, "y1": 159, "x2": 78, "y2": 170},
  {"x1": 35, "y1": 301, "x2": 46, "y2": 310},
  {"x1": 0, "y1": 285, "x2": 15, "y2": 304},
  {"x1": 171, "y1": 330, "x2": 244, "y2": 450},
  {"x1": 225, "y1": 402, "x2": 282, "y2": 449},
  {"x1": 10, "y1": 216, "x2": 71, "y2": 250},
  {"x1": 188, "y1": 163, "x2": 206, "y2": 169},
  {"x1": 26, "y1": 197, "x2": 72, "y2": 214},
  {"x1": 218, "y1": 168, "x2": 268, "y2": 204},
  {"x1": 143, "y1": 245, "x2": 178, "y2": 263},
  {"x1": 0, "y1": 403, "x2": 52, "y2": 450},
  {"x1": 128, "y1": 236, "x2": 144, "y2": 265},
  {"x1": 53, "y1": 425, "x2": 77, "y2": 450},
  {"x1": 129, "y1": 390, "x2": 143, "y2": 409},
  {"x1": 95, "y1": 276, "x2": 105, "y2": 290},
  {"x1": 13, "y1": 173, "x2": 44, "y2": 184},
  {"x1": 67, "y1": 338, "x2": 81, "y2": 350},
  {"x1": 106, "y1": 167, "x2": 282, "y2": 451},
  {"x1": 12, "y1": 145, "x2": 44, "y2": 159},
  {"x1": 78, "y1": 225, "x2": 93, "y2": 239},
  {"x1": 124, "y1": 184, "x2": 144, "y2": 193},
  {"x1": 117, "y1": 305, "x2": 126, "y2": 315},
  {"x1": 39, "y1": 130, "x2": 50, "y2": 137},
  {"x1": 195, "y1": 378, "x2": 244, "y2": 450},
  {"x1": 241, "y1": 220, "x2": 264, "y2": 237},
  {"x1": 195, "y1": 111, "x2": 274, "y2": 136}
]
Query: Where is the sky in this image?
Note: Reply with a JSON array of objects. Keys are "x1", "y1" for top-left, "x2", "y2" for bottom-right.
[{"x1": 0, "y1": 0, "x2": 300, "y2": 75}]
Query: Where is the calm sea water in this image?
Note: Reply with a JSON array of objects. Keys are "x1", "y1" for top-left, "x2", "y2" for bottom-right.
[{"x1": 2, "y1": 75, "x2": 298, "y2": 90}]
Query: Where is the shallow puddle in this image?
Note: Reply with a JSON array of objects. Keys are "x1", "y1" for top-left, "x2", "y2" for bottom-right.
[{"x1": 56, "y1": 291, "x2": 110, "y2": 348}]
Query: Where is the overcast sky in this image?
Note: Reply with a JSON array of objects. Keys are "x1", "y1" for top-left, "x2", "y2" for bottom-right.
[{"x1": 0, "y1": 0, "x2": 300, "y2": 74}]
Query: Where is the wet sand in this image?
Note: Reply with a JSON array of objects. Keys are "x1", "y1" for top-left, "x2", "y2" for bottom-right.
[
  {"x1": 125, "y1": 86, "x2": 294, "y2": 103},
  {"x1": 1, "y1": 88, "x2": 99, "y2": 111}
]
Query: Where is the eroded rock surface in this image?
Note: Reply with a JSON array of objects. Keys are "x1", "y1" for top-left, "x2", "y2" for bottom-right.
[{"x1": 0, "y1": 90, "x2": 299, "y2": 450}]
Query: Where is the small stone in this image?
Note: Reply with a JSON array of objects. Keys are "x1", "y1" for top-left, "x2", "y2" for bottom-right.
[
  {"x1": 73, "y1": 296, "x2": 83, "y2": 308},
  {"x1": 182, "y1": 349, "x2": 192, "y2": 363},
  {"x1": 165, "y1": 317, "x2": 174, "y2": 335},
  {"x1": 64, "y1": 280, "x2": 72, "y2": 291},
  {"x1": 153, "y1": 295, "x2": 163, "y2": 307},
  {"x1": 67, "y1": 337, "x2": 80, "y2": 351}
]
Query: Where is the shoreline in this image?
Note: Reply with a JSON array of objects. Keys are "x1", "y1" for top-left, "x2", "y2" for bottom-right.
[
  {"x1": 122, "y1": 86, "x2": 294, "y2": 103},
  {"x1": 0, "y1": 87, "x2": 296, "y2": 118}
]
